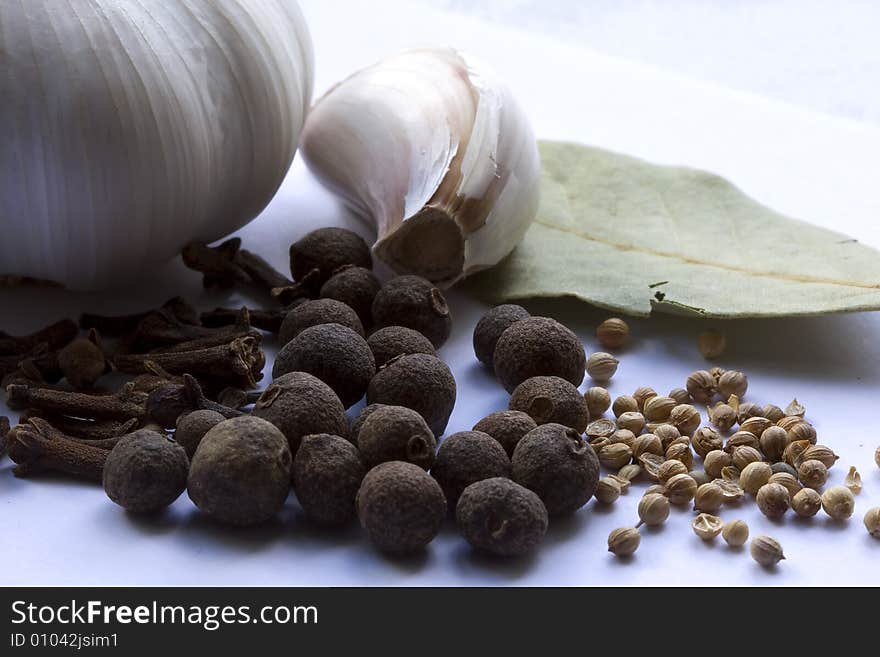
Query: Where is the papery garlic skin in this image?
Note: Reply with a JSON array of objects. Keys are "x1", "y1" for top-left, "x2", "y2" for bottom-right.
[
  {"x1": 300, "y1": 49, "x2": 540, "y2": 286},
  {"x1": 0, "y1": 0, "x2": 313, "y2": 289}
]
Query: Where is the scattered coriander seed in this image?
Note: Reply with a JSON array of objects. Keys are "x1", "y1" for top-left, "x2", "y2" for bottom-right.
[
  {"x1": 788, "y1": 421, "x2": 817, "y2": 445},
  {"x1": 644, "y1": 396, "x2": 676, "y2": 423},
  {"x1": 782, "y1": 439, "x2": 812, "y2": 467},
  {"x1": 689, "y1": 470, "x2": 711, "y2": 486},
  {"x1": 694, "y1": 482, "x2": 725, "y2": 512},
  {"x1": 617, "y1": 411, "x2": 646, "y2": 435},
  {"x1": 293, "y1": 434, "x2": 365, "y2": 526},
  {"x1": 718, "y1": 370, "x2": 748, "y2": 399},
  {"x1": 431, "y1": 431, "x2": 511, "y2": 510},
  {"x1": 777, "y1": 415, "x2": 804, "y2": 432},
  {"x1": 612, "y1": 395, "x2": 639, "y2": 418},
  {"x1": 697, "y1": 329, "x2": 726, "y2": 359},
  {"x1": 278, "y1": 298, "x2": 365, "y2": 346},
  {"x1": 771, "y1": 461, "x2": 798, "y2": 477},
  {"x1": 608, "y1": 527, "x2": 640, "y2": 557},
  {"x1": 611, "y1": 429, "x2": 636, "y2": 448},
  {"x1": 607, "y1": 474, "x2": 631, "y2": 493},
  {"x1": 586, "y1": 418, "x2": 617, "y2": 439},
  {"x1": 864, "y1": 508, "x2": 880, "y2": 538},
  {"x1": 686, "y1": 370, "x2": 716, "y2": 405},
  {"x1": 713, "y1": 478, "x2": 745, "y2": 503},
  {"x1": 653, "y1": 423, "x2": 681, "y2": 448},
  {"x1": 732, "y1": 445, "x2": 763, "y2": 470},
  {"x1": 456, "y1": 478, "x2": 549, "y2": 557},
  {"x1": 632, "y1": 386, "x2": 658, "y2": 411},
  {"x1": 618, "y1": 464, "x2": 642, "y2": 482},
  {"x1": 821, "y1": 485, "x2": 855, "y2": 521},
  {"x1": 493, "y1": 317, "x2": 586, "y2": 393},
  {"x1": 638, "y1": 493, "x2": 670, "y2": 526},
  {"x1": 740, "y1": 461, "x2": 773, "y2": 495},
  {"x1": 372, "y1": 275, "x2": 452, "y2": 348},
  {"x1": 691, "y1": 427, "x2": 723, "y2": 458},
  {"x1": 768, "y1": 472, "x2": 802, "y2": 500},
  {"x1": 735, "y1": 403, "x2": 762, "y2": 424},
  {"x1": 785, "y1": 398, "x2": 806, "y2": 417},
  {"x1": 594, "y1": 476, "x2": 622, "y2": 504},
  {"x1": 669, "y1": 404, "x2": 700, "y2": 436},
  {"x1": 645, "y1": 483, "x2": 667, "y2": 497},
  {"x1": 669, "y1": 388, "x2": 691, "y2": 405},
  {"x1": 596, "y1": 318, "x2": 630, "y2": 350},
  {"x1": 509, "y1": 375, "x2": 590, "y2": 433},
  {"x1": 720, "y1": 465, "x2": 741, "y2": 482},
  {"x1": 598, "y1": 443, "x2": 633, "y2": 470},
  {"x1": 638, "y1": 453, "x2": 665, "y2": 482},
  {"x1": 692, "y1": 513, "x2": 724, "y2": 540},
  {"x1": 756, "y1": 483, "x2": 790, "y2": 520},
  {"x1": 658, "y1": 459, "x2": 689, "y2": 485},
  {"x1": 704, "y1": 450, "x2": 732, "y2": 479},
  {"x1": 589, "y1": 437, "x2": 610, "y2": 451},
  {"x1": 759, "y1": 426, "x2": 790, "y2": 463},
  {"x1": 845, "y1": 466, "x2": 862, "y2": 495},
  {"x1": 750, "y1": 536, "x2": 785, "y2": 567},
  {"x1": 791, "y1": 487, "x2": 822, "y2": 517},
  {"x1": 875, "y1": 446, "x2": 880, "y2": 469},
  {"x1": 762, "y1": 404, "x2": 785, "y2": 423},
  {"x1": 665, "y1": 442, "x2": 694, "y2": 470},
  {"x1": 797, "y1": 459, "x2": 828, "y2": 489},
  {"x1": 367, "y1": 325, "x2": 436, "y2": 369},
  {"x1": 798, "y1": 445, "x2": 838, "y2": 469},
  {"x1": 358, "y1": 405, "x2": 437, "y2": 470},
  {"x1": 473, "y1": 410, "x2": 538, "y2": 458},
  {"x1": 584, "y1": 387, "x2": 612, "y2": 417},
  {"x1": 472, "y1": 304, "x2": 531, "y2": 368},
  {"x1": 726, "y1": 431, "x2": 760, "y2": 453},
  {"x1": 709, "y1": 366, "x2": 727, "y2": 384},
  {"x1": 709, "y1": 403, "x2": 737, "y2": 433},
  {"x1": 586, "y1": 352, "x2": 619, "y2": 381},
  {"x1": 739, "y1": 417, "x2": 772, "y2": 439},
  {"x1": 722, "y1": 519, "x2": 749, "y2": 547},
  {"x1": 632, "y1": 433, "x2": 663, "y2": 458}
]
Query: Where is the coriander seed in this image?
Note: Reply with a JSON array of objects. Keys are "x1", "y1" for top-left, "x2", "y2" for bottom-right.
[
  {"x1": 739, "y1": 416, "x2": 772, "y2": 438},
  {"x1": 691, "y1": 426, "x2": 723, "y2": 458},
  {"x1": 612, "y1": 395, "x2": 639, "y2": 418},
  {"x1": 617, "y1": 411, "x2": 646, "y2": 435},
  {"x1": 608, "y1": 527, "x2": 640, "y2": 557},
  {"x1": 686, "y1": 370, "x2": 716, "y2": 405},
  {"x1": 864, "y1": 508, "x2": 880, "y2": 538},
  {"x1": 594, "y1": 477, "x2": 622, "y2": 504},
  {"x1": 596, "y1": 318, "x2": 630, "y2": 349},
  {"x1": 653, "y1": 423, "x2": 681, "y2": 448},
  {"x1": 750, "y1": 536, "x2": 784, "y2": 567},
  {"x1": 782, "y1": 439, "x2": 812, "y2": 467},
  {"x1": 611, "y1": 429, "x2": 636, "y2": 448},
  {"x1": 777, "y1": 415, "x2": 804, "y2": 432},
  {"x1": 632, "y1": 433, "x2": 663, "y2": 458},
  {"x1": 669, "y1": 388, "x2": 691, "y2": 404},
  {"x1": 845, "y1": 466, "x2": 862, "y2": 495},
  {"x1": 768, "y1": 472, "x2": 802, "y2": 500},
  {"x1": 692, "y1": 513, "x2": 724, "y2": 541},
  {"x1": 740, "y1": 462, "x2": 772, "y2": 495},
  {"x1": 798, "y1": 444, "x2": 838, "y2": 469},
  {"x1": 771, "y1": 461, "x2": 798, "y2": 477},
  {"x1": 759, "y1": 426, "x2": 789, "y2": 462},
  {"x1": 586, "y1": 418, "x2": 617, "y2": 439},
  {"x1": 598, "y1": 443, "x2": 633, "y2": 470},
  {"x1": 718, "y1": 370, "x2": 748, "y2": 399},
  {"x1": 665, "y1": 474, "x2": 698, "y2": 505},
  {"x1": 618, "y1": 464, "x2": 642, "y2": 481},
  {"x1": 756, "y1": 483, "x2": 790, "y2": 519},
  {"x1": 714, "y1": 478, "x2": 745, "y2": 503},
  {"x1": 665, "y1": 442, "x2": 694, "y2": 470},
  {"x1": 821, "y1": 485, "x2": 855, "y2": 520},
  {"x1": 689, "y1": 470, "x2": 711, "y2": 486},
  {"x1": 704, "y1": 450, "x2": 732, "y2": 479},
  {"x1": 644, "y1": 483, "x2": 666, "y2": 497},
  {"x1": 586, "y1": 352, "x2": 619, "y2": 381},
  {"x1": 726, "y1": 431, "x2": 760, "y2": 453},
  {"x1": 785, "y1": 398, "x2": 806, "y2": 417},
  {"x1": 791, "y1": 487, "x2": 822, "y2": 517},
  {"x1": 638, "y1": 493, "x2": 670, "y2": 527},
  {"x1": 797, "y1": 459, "x2": 828, "y2": 489},
  {"x1": 669, "y1": 404, "x2": 700, "y2": 436},
  {"x1": 875, "y1": 446, "x2": 880, "y2": 469},
  {"x1": 732, "y1": 445, "x2": 763, "y2": 470},
  {"x1": 697, "y1": 329, "x2": 726, "y2": 359},
  {"x1": 722, "y1": 519, "x2": 749, "y2": 547},
  {"x1": 607, "y1": 474, "x2": 631, "y2": 493},
  {"x1": 632, "y1": 386, "x2": 658, "y2": 411},
  {"x1": 584, "y1": 387, "x2": 612, "y2": 417},
  {"x1": 658, "y1": 459, "x2": 688, "y2": 485},
  {"x1": 709, "y1": 403, "x2": 737, "y2": 432},
  {"x1": 788, "y1": 421, "x2": 817, "y2": 444},
  {"x1": 694, "y1": 482, "x2": 725, "y2": 512},
  {"x1": 644, "y1": 396, "x2": 676, "y2": 423}
]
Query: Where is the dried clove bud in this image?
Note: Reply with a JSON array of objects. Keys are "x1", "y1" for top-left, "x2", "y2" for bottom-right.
[
  {"x1": 18, "y1": 411, "x2": 139, "y2": 442},
  {"x1": 146, "y1": 375, "x2": 243, "y2": 429},
  {"x1": 5, "y1": 420, "x2": 108, "y2": 481},
  {"x1": 80, "y1": 297, "x2": 199, "y2": 336},
  {"x1": 57, "y1": 329, "x2": 110, "y2": 389},
  {"x1": 182, "y1": 237, "x2": 294, "y2": 291},
  {"x1": 200, "y1": 305, "x2": 294, "y2": 334},
  {"x1": 128, "y1": 307, "x2": 259, "y2": 353},
  {"x1": 7, "y1": 383, "x2": 146, "y2": 420},
  {"x1": 0, "y1": 319, "x2": 77, "y2": 356}
]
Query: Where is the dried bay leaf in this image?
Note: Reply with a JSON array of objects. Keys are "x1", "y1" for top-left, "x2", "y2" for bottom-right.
[{"x1": 467, "y1": 141, "x2": 880, "y2": 318}]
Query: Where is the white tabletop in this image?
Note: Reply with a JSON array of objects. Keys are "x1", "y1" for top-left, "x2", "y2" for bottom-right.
[{"x1": 2, "y1": 1, "x2": 879, "y2": 586}]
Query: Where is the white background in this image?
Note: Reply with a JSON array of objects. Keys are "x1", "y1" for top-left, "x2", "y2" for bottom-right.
[{"x1": 2, "y1": 1, "x2": 879, "y2": 586}]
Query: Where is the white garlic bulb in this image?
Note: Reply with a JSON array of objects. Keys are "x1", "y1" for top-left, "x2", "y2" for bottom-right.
[
  {"x1": 0, "y1": 0, "x2": 313, "y2": 289},
  {"x1": 300, "y1": 49, "x2": 541, "y2": 286}
]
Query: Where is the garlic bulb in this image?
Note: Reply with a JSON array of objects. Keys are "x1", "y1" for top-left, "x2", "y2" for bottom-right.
[
  {"x1": 300, "y1": 49, "x2": 541, "y2": 286},
  {"x1": 0, "y1": 0, "x2": 313, "y2": 289}
]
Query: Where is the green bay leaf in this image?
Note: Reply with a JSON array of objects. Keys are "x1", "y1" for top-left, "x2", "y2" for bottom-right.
[{"x1": 467, "y1": 141, "x2": 880, "y2": 318}]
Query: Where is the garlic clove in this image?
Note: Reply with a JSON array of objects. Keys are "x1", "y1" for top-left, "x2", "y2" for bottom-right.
[{"x1": 300, "y1": 48, "x2": 541, "y2": 287}]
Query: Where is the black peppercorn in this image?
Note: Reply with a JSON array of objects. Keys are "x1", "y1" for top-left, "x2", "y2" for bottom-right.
[
  {"x1": 188, "y1": 416, "x2": 292, "y2": 526},
  {"x1": 456, "y1": 477, "x2": 549, "y2": 557},
  {"x1": 371, "y1": 275, "x2": 452, "y2": 348},
  {"x1": 493, "y1": 317, "x2": 586, "y2": 393},
  {"x1": 349, "y1": 403, "x2": 388, "y2": 447},
  {"x1": 292, "y1": 434, "x2": 365, "y2": 527},
  {"x1": 278, "y1": 298, "x2": 364, "y2": 347},
  {"x1": 357, "y1": 405, "x2": 436, "y2": 470},
  {"x1": 356, "y1": 461, "x2": 446, "y2": 554},
  {"x1": 472, "y1": 410, "x2": 538, "y2": 458},
  {"x1": 273, "y1": 323, "x2": 375, "y2": 408},
  {"x1": 511, "y1": 423, "x2": 599, "y2": 516},
  {"x1": 320, "y1": 265, "x2": 380, "y2": 329},
  {"x1": 473, "y1": 304, "x2": 530, "y2": 368},
  {"x1": 252, "y1": 372, "x2": 349, "y2": 456},
  {"x1": 366, "y1": 353, "x2": 456, "y2": 436},
  {"x1": 289, "y1": 227, "x2": 373, "y2": 288},
  {"x1": 431, "y1": 431, "x2": 511, "y2": 510},
  {"x1": 366, "y1": 325, "x2": 436, "y2": 369},
  {"x1": 103, "y1": 430, "x2": 189, "y2": 514},
  {"x1": 175, "y1": 409, "x2": 226, "y2": 458},
  {"x1": 509, "y1": 376, "x2": 589, "y2": 433}
]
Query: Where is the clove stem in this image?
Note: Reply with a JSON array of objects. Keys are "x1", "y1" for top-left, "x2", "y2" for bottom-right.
[
  {"x1": 6, "y1": 421, "x2": 108, "y2": 482},
  {"x1": 6, "y1": 383, "x2": 147, "y2": 420}
]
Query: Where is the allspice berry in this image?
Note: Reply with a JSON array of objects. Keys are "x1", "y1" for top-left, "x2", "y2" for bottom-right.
[
  {"x1": 638, "y1": 493, "x2": 670, "y2": 526},
  {"x1": 473, "y1": 304, "x2": 531, "y2": 368},
  {"x1": 175, "y1": 409, "x2": 226, "y2": 458},
  {"x1": 722, "y1": 519, "x2": 749, "y2": 547},
  {"x1": 103, "y1": 430, "x2": 188, "y2": 514},
  {"x1": 509, "y1": 376, "x2": 589, "y2": 433},
  {"x1": 750, "y1": 535, "x2": 785, "y2": 567},
  {"x1": 596, "y1": 318, "x2": 629, "y2": 350},
  {"x1": 348, "y1": 403, "x2": 387, "y2": 447},
  {"x1": 357, "y1": 461, "x2": 446, "y2": 554},
  {"x1": 756, "y1": 483, "x2": 790, "y2": 519},
  {"x1": 292, "y1": 434, "x2": 365, "y2": 526},
  {"x1": 584, "y1": 387, "x2": 612, "y2": 417},
  {"x1": 366, "y1": 353, "x2": 456, "y2": 436},
  {"x1": 319, "y1": 265, "x2": 380, "y2": 328},
  {"x1": 511, "y1": 423, "x2": 599, "y2": 516},
  {"x1": 253, "y1": 372, "x2": 349, "y2": 456},
  {"x1": 366, "y1": 326, "x2": 436, "y2": 369},
  {"x1": 586, "y1": 352, "x2": 619, "y2": 381},
  {"x1": 431, "y1": 431, "x2": 511, "y2": 509},
  {"x1": 608, "y1": 527, "x2": 640, "y2": 557},
  {"x1": 273, "y1": 323, "x2": 376, "y2": 408},
  {"x1": 188, "y1": 416, "x2": 292, "y2": 526},
  {"x1": 357, "y1": 405, "x2": 437, "y2": 471},
  {"x1": 821, "y1": 485, "x2": 855, "y2": 520},
  {"x1": 372, "y1": 275, "x2": 452, "y2": 348},
  {"x1": 791, "y1": 487, "x2": 822, "y2": 517},
  {"x1": 289, "y1": 227, "x2": 372, "y2": 288},
  {"x1": 278, "y1": 298, "x2": 365, "y2": 346},
  {"x1": 473, "y1": 411, "x2": 537, "y2": 458},
  {"x1": 456, "y1": 478, "x2": 549, "y2": 557},
  {"x1": 493, "y1": 317, "x2": 585, "y2": 393}
]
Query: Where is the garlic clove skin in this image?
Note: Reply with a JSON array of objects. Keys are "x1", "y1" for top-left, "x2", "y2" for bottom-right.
[
  {"x1": 300, "y1": 49, "x2": 541, "y2": 287},
  {"x1": 0, "y1": 0, "x2": 313, "y2": 289}
]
